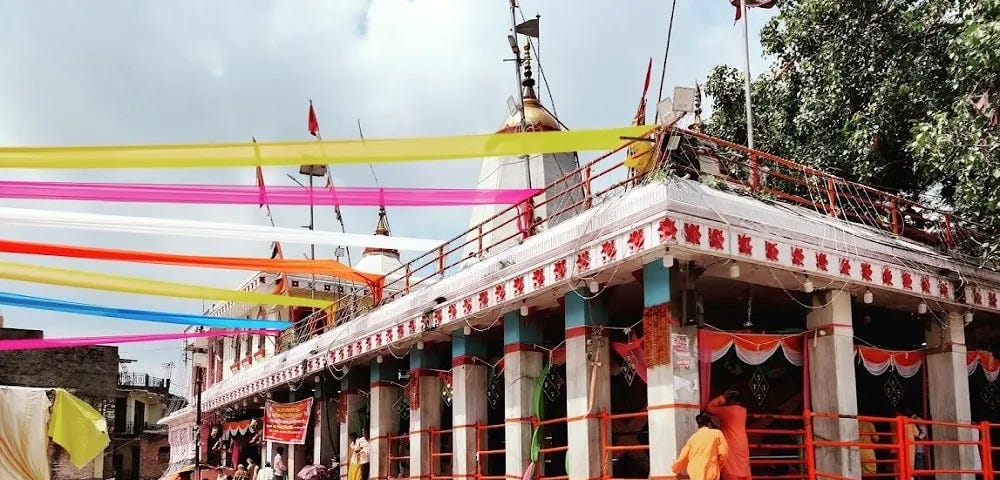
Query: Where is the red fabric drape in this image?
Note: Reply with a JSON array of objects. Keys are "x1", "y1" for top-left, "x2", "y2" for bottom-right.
[
  {"x1": 610, "y1": 336, "x2": 648, "y2": 384},
  {"x1": 967, "y1": 350, "x2": 1000, "y2": 382},
  {"x1": 697, "y1": 330, "x2": 805, "y2": 406},
  {"x1": 855, "y1": 346, "x2": 924, "y2": 378}
]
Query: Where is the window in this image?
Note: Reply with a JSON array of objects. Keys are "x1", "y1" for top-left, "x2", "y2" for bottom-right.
[
  {"x1": 157, "y1": 446, "x2": 169, "y2": 463},
  {"x1": 244, "y1": 334, "x2": 252, "y2": 356},
  {"x1": 257, "y1": 333, "x2": 266, "y2": 350},
  {"x1": 233, "y1": 336, "x2": 241, "y2": 359}
]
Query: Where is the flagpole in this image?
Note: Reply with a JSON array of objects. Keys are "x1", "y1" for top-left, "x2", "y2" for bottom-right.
[
  {"x1": 509, "y1": 0, "x2": 533, "y2": 190},
  {"x1": 739, "y1": 0, "x2": 756, "y2": 150}
]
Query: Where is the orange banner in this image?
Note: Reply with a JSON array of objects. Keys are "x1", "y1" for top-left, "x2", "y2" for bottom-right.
[
  {"x1": 0, "y1": 238, "x2": 383, "y2": 294},
  {"x1": 263, "y1": 398, "x2": 314, "y2": 445}
]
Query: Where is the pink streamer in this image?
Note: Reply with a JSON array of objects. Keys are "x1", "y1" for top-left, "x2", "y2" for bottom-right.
[
  {"x1": 0, "y1": 329, "x2": 276, "y2": 351},
  {"x1": 0, "y1": 180, "x2": 538, "y2": 206}
]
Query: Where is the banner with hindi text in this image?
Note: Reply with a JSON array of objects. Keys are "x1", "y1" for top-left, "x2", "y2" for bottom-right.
[{"x1": 263, "y1": 398, "x2": 314, "y2": 445}]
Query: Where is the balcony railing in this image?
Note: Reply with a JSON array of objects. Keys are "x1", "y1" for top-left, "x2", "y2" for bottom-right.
[
  {"x1": 272, "y1": 126, "x2": 987, "y2": 345},
  {"x1": 277, "y1": 308, "x2": 332, "y2": 352},
  {"x1": 112, "y1": 421, "x2": 169, "y2": 437},
  {"x1": 118, "y1": 372, "x2": 170, "y2": 390}
]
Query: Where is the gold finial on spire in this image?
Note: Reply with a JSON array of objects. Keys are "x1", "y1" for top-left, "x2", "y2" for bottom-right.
[{"x1": 374, "y1": 206, "x2": 390, "y2": 236}]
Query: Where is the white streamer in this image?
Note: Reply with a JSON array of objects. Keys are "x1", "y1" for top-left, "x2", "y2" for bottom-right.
[{"x1": 0, "y1": 207, "x2": 441, "y2": 252}]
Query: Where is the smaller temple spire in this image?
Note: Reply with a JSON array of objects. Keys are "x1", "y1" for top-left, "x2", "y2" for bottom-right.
[
  {"x1": 361, "y1": 207, "x2": 399, "y2": 258},
  {"x1": 356, "y1": 206, "x2": 403, "y2": 276}
]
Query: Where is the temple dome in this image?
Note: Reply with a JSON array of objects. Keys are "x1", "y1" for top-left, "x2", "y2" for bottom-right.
[{"x1": 498, "y1": 96, "x2": 561, "y2": 133}]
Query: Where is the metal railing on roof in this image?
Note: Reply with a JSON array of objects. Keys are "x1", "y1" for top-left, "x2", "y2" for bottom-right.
[{"x1": 272, "y1": 126, "x2": 987, "y2": 347}]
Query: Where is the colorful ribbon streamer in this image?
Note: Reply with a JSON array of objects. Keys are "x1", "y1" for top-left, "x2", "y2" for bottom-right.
[
  {"x1": 0, "y1": 126, "x2": 650, "y2": 169},
  {"x1": 0, "y1": 206, "x2": 441, "y2": 252},
  {"x1": 0, "y1": 291, "x2": 291, "y2": 329},
  {"x1": 0, "y1": 329, "x2": 277, "y2": 351},
  {"x1": 0, "y1": 181, "x2": 538, "y2": 207},
  {"x1": 0, "y1": 238, "x2": 383, "y2": 288},
  {"x1": 0, "y1": 259, "x2": 331, "y2": 308}
]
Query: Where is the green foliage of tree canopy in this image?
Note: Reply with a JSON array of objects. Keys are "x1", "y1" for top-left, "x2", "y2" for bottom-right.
[{"x1": 704, "y1": 0, "x2": 1000, "y2": 255}]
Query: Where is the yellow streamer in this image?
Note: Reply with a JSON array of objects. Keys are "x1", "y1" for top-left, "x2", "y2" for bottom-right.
[
  {"x1": 0, "y1": 126, "x2": 653, "y2": 169},
  {"x1": 0, "y1": 260, "x2": 331, "y2": 308}
]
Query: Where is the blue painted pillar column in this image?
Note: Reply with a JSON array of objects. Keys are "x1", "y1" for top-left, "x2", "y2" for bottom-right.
[
  {"x1": 503, "y1": 310, "x2": 543, "y2": 479},
  {"x1": 642, "y1": 261, "x2": 700, "y2": 478},
  {"x1": 370, "y1": 360, "x2": 401, "y2": 480},
  {"x1": 452, "y1": 331, "x2": 487, "y2": 478},
  {"x1": 409, "y1": 347, "x2": 442, "y2": 480},
  {"x1": 564, "y1": 290, "x2": 610, "y2": 480}
]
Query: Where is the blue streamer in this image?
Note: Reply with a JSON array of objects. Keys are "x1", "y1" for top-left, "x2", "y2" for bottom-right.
[{"x1": 0, "y1": 291, "x2": 292, "y2": 329}]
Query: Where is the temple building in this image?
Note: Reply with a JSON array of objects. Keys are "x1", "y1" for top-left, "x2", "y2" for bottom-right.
[{"x1": 160, "y1": 45, "x2": 1000, "y2": 480}]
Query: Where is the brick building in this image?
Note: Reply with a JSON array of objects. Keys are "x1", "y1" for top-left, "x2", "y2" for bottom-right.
[
  {"x1": 0, "y1": 315, "x2": 120, "y2": 479},
  {"x1": 111, "y1": 370, "x2": 187, "y2": 480}
]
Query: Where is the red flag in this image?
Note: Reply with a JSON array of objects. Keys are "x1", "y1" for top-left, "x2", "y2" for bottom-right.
[
  {"x1": 730, "y1": 0, "x2": 776, "y2": 21},
  {"x1": 255, "y1": 166, "x2": 266, "y2": 208},
  {"x1": 307, "y1": 100, "x2": 320, "y2": 137},
  {"x1": 641, "y1": 57, "x2": 652, "y2": 98}
]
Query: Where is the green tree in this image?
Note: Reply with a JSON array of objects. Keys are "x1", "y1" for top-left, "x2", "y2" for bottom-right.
[{"x1": 704, "y1": 0, "x2": 1000, "y2": 255}]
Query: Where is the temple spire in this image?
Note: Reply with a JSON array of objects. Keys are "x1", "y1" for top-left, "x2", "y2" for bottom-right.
[{"x1": 356, "y1": 206, "x2": 403, "y2": 276}]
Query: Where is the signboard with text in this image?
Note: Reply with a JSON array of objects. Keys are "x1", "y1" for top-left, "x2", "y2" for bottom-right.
[{"x1": 263, "y1": 398, "x2": 314, "y2": 445}]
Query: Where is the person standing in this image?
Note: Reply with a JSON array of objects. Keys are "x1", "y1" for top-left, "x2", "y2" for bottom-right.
[
  {"x1": 349, "y1": 432, "x2": 371, "y2": 480},
  {"x1": 896, "y1": 410, "x2": 921, "y2": 479},
  {"x1": 246, "y1": 458, "x2": 259, "y2": 480},
  {"x1": 673, "y1": 414, "x2": 729, "y2": 480},
  {"x1": 706, "y1": 390, "x2": 751, "y2": 480},
  {"x1": 858, "y1": 420, "x2": 880, "y2": 477},
  {"x1": 908, "y1": 410, "x2": 929, "y2": 480},
  {"x1": 273, "y1": 446, "x2": 287, "y2": 480},
  {"x1": 255, "y1": 462, "x2": 274, "y2": 480}
]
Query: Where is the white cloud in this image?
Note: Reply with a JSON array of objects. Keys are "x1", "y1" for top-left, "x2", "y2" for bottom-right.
[{"x1": 0, "y1": 0, "x2": 774, "y2": 384}]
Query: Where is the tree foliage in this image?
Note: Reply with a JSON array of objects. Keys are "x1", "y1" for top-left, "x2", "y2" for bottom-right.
[{"x1": 704, "y1": 0, "x2": 1000, "y2": 254}]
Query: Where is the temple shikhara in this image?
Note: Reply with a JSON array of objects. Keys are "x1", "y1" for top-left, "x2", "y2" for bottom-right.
[{"x1": 157, "y1": 33, "x2": 1000, "y2": 480}]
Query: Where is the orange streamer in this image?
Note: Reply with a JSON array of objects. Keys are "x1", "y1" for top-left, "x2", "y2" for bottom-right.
[{"x1": 0, "y1": 238, "x2": 384, "y2": 297}]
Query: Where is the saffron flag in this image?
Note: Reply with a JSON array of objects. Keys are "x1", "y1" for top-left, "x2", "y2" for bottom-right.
[
  {"x1": 730, "y1": 0, "x2": 777, "y2": 21},
  {"x1": 308, "y1": 101, "x2": 320, "y2": 137}
]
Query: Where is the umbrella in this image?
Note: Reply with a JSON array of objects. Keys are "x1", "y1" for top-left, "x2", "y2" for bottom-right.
[{"x1": 297, "y1": 464, "x2": 329, "y2": 480}]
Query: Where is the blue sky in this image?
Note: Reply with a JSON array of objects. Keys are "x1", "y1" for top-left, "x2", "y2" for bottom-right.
[{"x1": 0, "y1": 0, "x2": 775, "y2": 396}]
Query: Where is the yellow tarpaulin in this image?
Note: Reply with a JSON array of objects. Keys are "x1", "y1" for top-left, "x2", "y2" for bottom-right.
[
  {"x1": 0, "y1": 126, "x2": 652, "y2": 169},
  {"x1": 48, "y1": 389, "x2": 110, "y2": 469},
  {"x1": 0, "y1": 259, "x2": 331, "y2": 308}
]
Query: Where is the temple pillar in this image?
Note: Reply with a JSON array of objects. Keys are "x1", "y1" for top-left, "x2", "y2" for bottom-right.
[
  {"x1": 564, "y1": 290, "x2": 610, "y2": 480},
  {"x1": 925, "y1": 311, "x2": 976, "y2": 480},
  {"x1": 410, "y1": 347, "x2": 443, "y2": 480},
  {"x1": 503, "y1": 310, "x2": 544, "y2": 479},
  {"x1": 313, "y1": 379, "x2": 336, "y2": 467},
  {"x1": 643, "y1": 261, "x2": 700, "y2": 479},
  {"x1": 806, "y1": 290, "x2": 860, "y2": 478},
  {"x1": 339, "y1": 373, "x2": 365, "y2": 476},
  {"x1": 452, "y1": 331, "x2": 488, "y2": 479},
  {"x1": 283, "y1": 390, "x2": 306, "y2": 475},
  {"x1": 371, "y1": 360, "x2": 402, "y2": 480}
]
